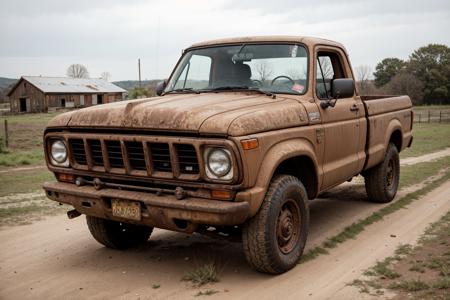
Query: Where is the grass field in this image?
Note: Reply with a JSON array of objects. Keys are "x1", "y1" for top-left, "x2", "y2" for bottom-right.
[
  {"x1": 0, "y1": 168, "x2": 54, "y2": 197},
  {"x1": 400, "y1": 156, "x2": 450, "y2": 188},
  {"x1": 401, "y1": 123, "x2": 450, "y2": 158},
  {"x1": 0, "y1": 112, "x2": 61, "y2": 167}
]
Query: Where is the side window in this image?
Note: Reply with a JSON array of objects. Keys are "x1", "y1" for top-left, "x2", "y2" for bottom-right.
[
  {"x1": 174, "y1": 55, "x2": 211, "y2": 89},
  {"x1": 315, "y1": 51, "x2": 345, "y2": 99}
]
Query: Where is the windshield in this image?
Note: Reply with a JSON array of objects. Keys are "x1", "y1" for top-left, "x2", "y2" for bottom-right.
[{"x1": 165, "y1": 44, "x2": 308, "y2": 95}]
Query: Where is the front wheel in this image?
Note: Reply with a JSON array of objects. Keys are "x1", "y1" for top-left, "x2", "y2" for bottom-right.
[
  {"x1": 86, "y1": 216, "x2": 153, "y2": 249},
  {"x1": 242, "y1": 175, "x2": 309, "y2": 274},
  {"x1": 364, "y1": 143, "x2": 400, "y2": 203}
]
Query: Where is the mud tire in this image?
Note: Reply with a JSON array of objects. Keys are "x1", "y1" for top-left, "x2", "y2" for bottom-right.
[
  {"x1": 242, "y1": 175, "x2": 309, "y2": 274},
  {"x1": 86, "y1": 216, "x2": 153, "y2": 249},
  {"x1": 365, "y1": 143, "x2": 400, "y2": 203}
]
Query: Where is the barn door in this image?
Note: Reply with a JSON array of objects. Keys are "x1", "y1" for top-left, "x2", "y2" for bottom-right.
[
  {"x1": 19, "y1": 98, "x2": 26, "y2": 112},
  {"x1": 26, "y1": 98, "x2": 31, "y2": 112},
  {"x1": 92, "y1": 94, "x2": 98, "y2": 105},
  {"x1": 80, "y1": 95, "x2": 85, "y2": 106}
]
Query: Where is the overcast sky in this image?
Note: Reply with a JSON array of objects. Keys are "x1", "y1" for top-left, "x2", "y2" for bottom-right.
[{"x1": 0, "y1": 0, "x2": 449, "y2": 81}]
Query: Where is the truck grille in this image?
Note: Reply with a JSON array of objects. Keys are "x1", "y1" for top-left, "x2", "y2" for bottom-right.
[
  {"x1": 89, "y1": 140, "x2": 104, "y2": 166},
  {"x1": 68, "y1": 137, "x2": 200, "y2": 179},
  {"x1": 126, "y1": 141, "x2": 146, "y2": 171},
  {"x1": 69, "y1": 139, "x2": 87, "y2": 165},
  {"x1": 176, "y1": 144, "x2": 199, "y2": 174},
  {"x1": 105, "y1": 140, "x2": 124, "y2": 168}
]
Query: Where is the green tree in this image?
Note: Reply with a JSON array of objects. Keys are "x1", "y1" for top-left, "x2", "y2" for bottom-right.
[
  {"x1": 373, "y1": 58, "x2": 406, "y2": 87},
  {"x1": 408, "y1": 44, "x2": 450, "y2": 104},
  {"x1": 385, "y1": 71, "x2": 424, "y2": 105},
  {"x1": 128, "y1": 87, "x2": 148, "y2": 99}
]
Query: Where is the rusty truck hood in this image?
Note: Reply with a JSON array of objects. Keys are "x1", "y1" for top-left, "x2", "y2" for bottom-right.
[{"x1": 47, "y1": 92, "x2": 309, "y2": 136}]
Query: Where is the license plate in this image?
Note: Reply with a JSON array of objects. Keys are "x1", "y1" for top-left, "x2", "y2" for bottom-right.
[{"x1": 111, "y1": 199, "x2": 141, "y2": 221}]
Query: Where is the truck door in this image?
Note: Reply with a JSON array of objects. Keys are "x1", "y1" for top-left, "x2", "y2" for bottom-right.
[{"x1": 315, "y1": 48, "x2": 361, "y2": 189}]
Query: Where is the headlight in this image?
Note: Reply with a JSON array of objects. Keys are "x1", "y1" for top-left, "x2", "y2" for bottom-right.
[
  {"x1": 50, "y1": 140, "x2": 69, "y2": 167},
  {"x1": 205, "y1": 148, "x2": 233, "y2": 180}
]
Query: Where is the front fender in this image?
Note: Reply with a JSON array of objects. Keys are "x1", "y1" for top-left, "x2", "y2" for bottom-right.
[{"x1": 235, "y1": 138, "x2": 320, "y2": 216}]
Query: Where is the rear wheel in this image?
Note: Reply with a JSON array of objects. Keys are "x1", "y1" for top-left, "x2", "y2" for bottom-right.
[
  {"x1": 86, "y1": 216, "x2": 153, "y2": 249},
  {"x1": 364, "y1": 143, "x2": 400, "y2": 203},
  {"x1": 242, "y1": 175, "x2": 309, "y2": 274}
]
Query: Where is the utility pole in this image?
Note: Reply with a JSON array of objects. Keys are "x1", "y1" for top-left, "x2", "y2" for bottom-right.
[{"x1": 138, "y1": 58, "x2": 142, "y2": 89}]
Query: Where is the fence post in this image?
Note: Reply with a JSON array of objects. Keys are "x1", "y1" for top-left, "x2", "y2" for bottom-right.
[
  {"x1": 418, "y1": 113, "x2": 421, "y2": 123},
  {"x1": 4, "y1": 119, "x2": 8, "y2": 148},
  {"x1": 440, "y1": 111, "x2": 442, "y2": 123},
  {"x1": 428, "y1": 110, "x2": 431, "y2": 123}
]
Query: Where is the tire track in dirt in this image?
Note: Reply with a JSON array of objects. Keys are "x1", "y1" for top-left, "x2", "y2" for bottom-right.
[{"x1": 0, "y1": 165, "x2": 46, "y2": 174}]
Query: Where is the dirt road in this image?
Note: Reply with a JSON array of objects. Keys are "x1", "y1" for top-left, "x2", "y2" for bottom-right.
[
  {"x1": 401, "y1": 147, "x2": 450, "y2": 165},
  {"x1": 1, "y1": 177, "x2": 449, "y2": 299}
]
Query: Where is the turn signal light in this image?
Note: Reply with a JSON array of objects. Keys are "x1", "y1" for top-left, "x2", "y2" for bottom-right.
[
  {"x1": 57, "y1": 173, "x2": 75, "y2": 183},
  {"x1": 241, "y1": 138, "x2": 259, "y2": 150},
  {"x1": 211, "y1": 190, "x2": 232, "y2": 200}
]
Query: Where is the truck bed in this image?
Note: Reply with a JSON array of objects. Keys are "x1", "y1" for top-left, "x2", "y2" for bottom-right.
[{"x1": 361, "y1": 95, "x2": 413, "y2": 170}]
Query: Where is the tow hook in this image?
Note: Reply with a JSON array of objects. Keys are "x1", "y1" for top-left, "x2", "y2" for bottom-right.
[
  {"x1": 93, "y1": 178, "x2": 104, "y2": 190},
  {"x1": 67, "y1": 209, "x2": 81, "y2": 219},
  {"x1": 174, "y1": 187, "x2": 187, "y2": 200}
]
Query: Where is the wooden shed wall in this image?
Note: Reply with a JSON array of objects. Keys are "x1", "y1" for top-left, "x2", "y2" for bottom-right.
[
  {"x1": 9, "y1": 80, "x2": 46, "y2": 113},
  {"x1": 9, "y1": 79, "x2": 124, "y2": 113}
]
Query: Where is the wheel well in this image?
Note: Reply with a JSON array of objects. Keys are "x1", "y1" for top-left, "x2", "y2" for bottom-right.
[
  {"x1": 273, "y1": 156, "x2": 318, "y2": 199},
  {"x1": 390, "y1": 130, "x2": 402, "y2": 151}
]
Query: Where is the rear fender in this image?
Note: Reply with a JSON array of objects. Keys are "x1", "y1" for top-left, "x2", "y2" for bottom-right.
[{"x1": 384, "y1": 119, "x2": 402, "y2": 150}]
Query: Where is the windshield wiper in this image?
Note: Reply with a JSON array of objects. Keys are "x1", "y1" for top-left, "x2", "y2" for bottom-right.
[
  {"x1": 163, "y1": 87, "x2": 200, "y2": 95},
  {"x1": 204, "y1": 86, "x2": 276, "y2": 98}
]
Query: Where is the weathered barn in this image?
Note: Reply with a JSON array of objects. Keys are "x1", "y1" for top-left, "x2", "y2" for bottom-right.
[{"x1": 8, "y1": 76, "x2": 126, "y2": 113}]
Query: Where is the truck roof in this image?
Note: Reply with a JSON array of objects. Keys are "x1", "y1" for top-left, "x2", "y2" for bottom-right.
[{"x1": 189, "y1": 35, "x2": 347, "y2": 52}]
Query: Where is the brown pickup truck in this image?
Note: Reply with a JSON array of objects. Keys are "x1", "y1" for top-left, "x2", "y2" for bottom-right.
[{"x1": 43, "y1": 36, "x2": 413, "y2": 274}]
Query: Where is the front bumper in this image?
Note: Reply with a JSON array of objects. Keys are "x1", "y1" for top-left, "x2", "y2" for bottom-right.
[{"x1": 43, "y1": 182, "x2": 249, "y2": 233}]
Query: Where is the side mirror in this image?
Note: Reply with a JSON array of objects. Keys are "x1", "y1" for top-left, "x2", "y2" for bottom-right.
[
  {"x1": 331, "y1": 78, "x2": 354, "y2": 99},
  {"x1": 156, "y1": 80, "x2": 167, "y2": 96}
]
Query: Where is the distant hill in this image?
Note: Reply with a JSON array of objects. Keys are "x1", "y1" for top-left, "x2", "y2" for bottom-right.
[
  {"x1": 0, "y1": 77, "x2": 18, "y2": 103},
  {"x1": 113, "y1": 79, "x2": 161, "y2": 91},
  {"x1": 0, "y1": 77, "x2": 17, "y2": 91}
]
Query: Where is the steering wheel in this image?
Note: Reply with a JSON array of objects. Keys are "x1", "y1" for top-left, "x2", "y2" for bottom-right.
[{"x1": 271, "y1": 75, "x2": 295, "y2": 86}]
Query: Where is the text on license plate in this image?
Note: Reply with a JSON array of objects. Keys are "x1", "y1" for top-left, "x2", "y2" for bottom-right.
[{"x1": 111, "y1": 199, "x2": 141, "y2": 221}]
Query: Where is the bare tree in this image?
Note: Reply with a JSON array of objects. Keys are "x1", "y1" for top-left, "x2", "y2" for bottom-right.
[
  {"x1": 255, "y1": 61, "x2": 273, "y2": 82},
  {"x1": 67, "y1": 64, "x2": 89, "y2": 78},
  {"x1": 100, "y1": 71, "x2": 111, "y2": 82},
  {"x1": 355, "y1": 65, "x2": 372, "y2": 95},
  {"x1": 287, "y1": 67, "x2": 307, "y2": 80},
  {"x1": 318, "y1": 57, "x2": 334, "y2": 79}
]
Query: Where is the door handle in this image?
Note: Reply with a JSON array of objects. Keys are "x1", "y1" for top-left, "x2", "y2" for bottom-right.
[{"x1": 350, "y1": 104, "x2": 359, "y2": 112}]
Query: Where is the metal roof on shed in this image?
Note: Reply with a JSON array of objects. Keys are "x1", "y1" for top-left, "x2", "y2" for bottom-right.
[{"x1": 20, "y1": 76, "x2": 126, "y2": 94}]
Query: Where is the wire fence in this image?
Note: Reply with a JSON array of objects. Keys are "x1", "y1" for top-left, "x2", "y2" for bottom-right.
[{"x1": 413, "y1": 109, "x2": 450, "y2": 123}]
